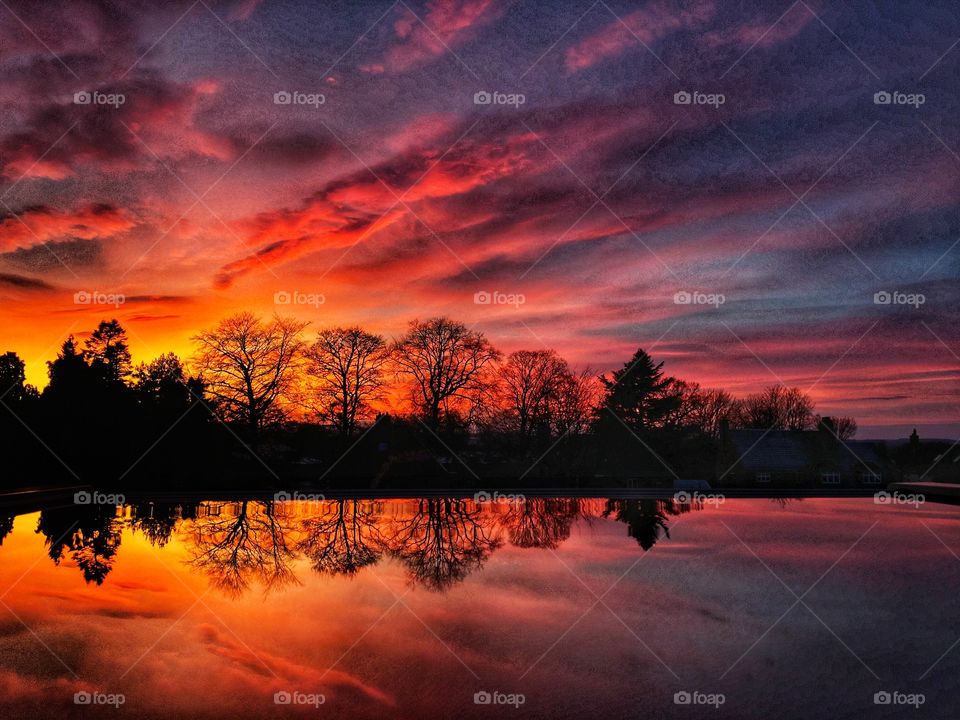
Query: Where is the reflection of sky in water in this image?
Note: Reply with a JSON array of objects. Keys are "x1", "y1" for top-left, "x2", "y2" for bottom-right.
[{"x1": 0, "y1": 498, "x2": 959, "y2": 719}]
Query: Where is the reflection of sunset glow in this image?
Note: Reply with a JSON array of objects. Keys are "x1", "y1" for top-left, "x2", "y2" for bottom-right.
[{"x1": 2, "y1": 498, "x2": 960, "y2": 718}]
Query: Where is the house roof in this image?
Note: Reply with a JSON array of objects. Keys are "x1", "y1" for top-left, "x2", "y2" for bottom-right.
[
  {"x1": 728, "y1": 430, "x2": 809, "y2": 471},
  {"x1": 728, "y1": 429, "x2": 886, "y2": 473}
]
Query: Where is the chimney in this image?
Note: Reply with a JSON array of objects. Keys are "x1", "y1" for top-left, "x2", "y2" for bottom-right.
[
  {"x1": 819, "y1": 416, "x2": 836, "y2": 438},
  {"x1": 719, "y1": 417, "x2": 730, "y2": 442}
]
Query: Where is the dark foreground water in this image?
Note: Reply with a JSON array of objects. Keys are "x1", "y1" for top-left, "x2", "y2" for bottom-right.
[{"x1": 0, "y1": 495, "x2": 957, "y2": 719}]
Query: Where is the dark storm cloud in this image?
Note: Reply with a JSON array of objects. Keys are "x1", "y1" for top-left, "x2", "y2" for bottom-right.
[
  {"x1": 0, "y1": 272, "x2": 55, "y2": 290},
  {"x1": 1, "y1": 238, "x2": 103, "y2": 271}
]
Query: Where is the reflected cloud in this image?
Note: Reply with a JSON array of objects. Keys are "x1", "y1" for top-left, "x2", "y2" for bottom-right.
[{"x1": 197, "y1": 623, "x2": 394, "y2": 706}]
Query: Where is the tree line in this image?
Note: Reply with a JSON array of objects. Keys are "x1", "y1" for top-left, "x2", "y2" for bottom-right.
[
  {"x1": 187, "y1": 312, "x2": 855, "y2": 440},
  {"x1": 0, "y1": 313, "x2": 856, "y2": 484}
]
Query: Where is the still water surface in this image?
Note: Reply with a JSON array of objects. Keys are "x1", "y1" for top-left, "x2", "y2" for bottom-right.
[{"x1": 0, "y1": 496, "x2": 958, "y2": 719}]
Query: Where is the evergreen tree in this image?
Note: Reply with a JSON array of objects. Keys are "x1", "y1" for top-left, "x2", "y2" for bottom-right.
[
  {"x1": 0, "y1": 351, "x2": 27, "y2": 403},
  {"x1": 84, "y1": 320, "x2": 132, "y2": 385},
  {"x1": 45, "y1": 336, "x2": 95, "y2": 399},
  {"x1": 598, "y1": 348, "x2": 678, "y2": 429},
  {"x1": 135, "y1": 353, "x2": 191, "y2": 412}
]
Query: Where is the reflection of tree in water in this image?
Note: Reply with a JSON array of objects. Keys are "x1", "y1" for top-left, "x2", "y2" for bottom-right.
[
  {"x1": 20, "y1": 495, "x2": 711, "y2": 594},
  {"x1": 502, "y1": 498, "x2": 583, "y2": 549},
  {"x1": 35, "y1": 507, "x2": 122, "y2": 585},
  {"x1": 296, "y1": 500, "x2": 382, "y2": 576},
  {"x1": 186, "y1": 501, "x2": 299, "y2": 597},
  {"x1": 604, "y1": 499, "x2": 696, "y2": 551},
  {"x1": 384, "y1": 499, "x2": 502, "y2": 591},
  {"x1": 0, "y1": 515, "x2": 13, "y2": 546},
  {"x1": 130, "y1": 502, "x2": 194, "y2": 548}
]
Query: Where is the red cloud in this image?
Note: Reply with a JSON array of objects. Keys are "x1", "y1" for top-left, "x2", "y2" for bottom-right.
[
  {"x1": 564, "y1": 0, "x2": 715, "y2": 72},
  {"x1": 214, "y1": 208, "x2": 408, "y2": 288},
  {"x1": 0, "y1": 204, "x2": 134, "y2": 252},
  {"x1": 227, "y1": 0, "x2": 263, "y2": 21},
  {"x1": 366, "y1": 0, "x2": 503, "y2": 73},
  {"x1": 215, "y1": 130, "x2": 537, "y2": 287},
  {"x1": 0, "y1": 77, "x2": 231, "y2": 182},
  {"x1": 703, "y1": 3, "x2": 815, "y2": 50},
  {"x1": 563, "y1": 0, "x2": 818, "y2": 73}
]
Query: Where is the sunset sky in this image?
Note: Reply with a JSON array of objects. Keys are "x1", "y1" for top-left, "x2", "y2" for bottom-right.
[{"x1": 0, "y1": 0, "x2": 957, "y2": 437}]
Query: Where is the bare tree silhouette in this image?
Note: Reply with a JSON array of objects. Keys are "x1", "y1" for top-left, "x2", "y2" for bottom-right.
[
  {"x1": 192, "y1": 313, "x2": 308, "y2": 437},
  {"x1": 502, "y1": 498, "x2": 583, "y2": 549},
  {"x1": 297, "y1": 500, "x2": 383, "y2": 576},
  {"x1": 186, "y1": 501, "x2": 300, "y2": 596},
  {"x1": 393, "y1": 317, "x2": 501, "y2": 429},
  {"x1": 305, "y1": 327, "x2": 391, "y2": 438},
  {"x1": 383, "y1": 498, "x2": 502, "y2": 590},
  {"x1": 736, "y1": 385, "x2": 816, "y2": 430}
]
